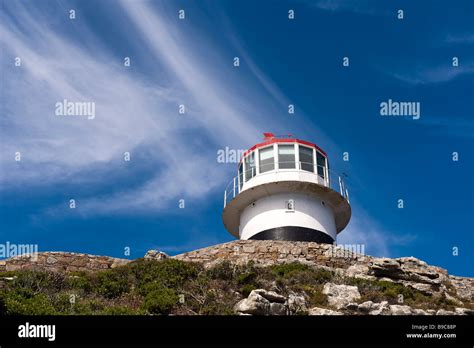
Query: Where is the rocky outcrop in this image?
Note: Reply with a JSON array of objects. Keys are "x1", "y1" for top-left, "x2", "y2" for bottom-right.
[
  {"x1": 0, "y1": 252, "x2": 130, "y2": 273},
  {"x1": 172, "y1": 240, "x2": 472, "y2": 304},
  {"x1": 144, "y1": 250, "x2": 169, "y2": 260}
]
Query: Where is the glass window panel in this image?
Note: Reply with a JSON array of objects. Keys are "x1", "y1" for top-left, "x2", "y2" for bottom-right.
[
  {"x1": 278, "y1": 145, "x2": 295, "y2": 169},
  {"x1": 299, "y1": 146, "x2": 314, "y2": 172},
  {"x1": 259, "y1": 146, "x2": 274, "y2": 173},
  {"x1": 238, "y1": 162, "x2": 243, "y2": 190},
  {"x1": 317, "y1": 152, "x2": 326, "y2": 178},
  {"x1": 245, "y1": 152, "x2": 255, "y2": 181}
]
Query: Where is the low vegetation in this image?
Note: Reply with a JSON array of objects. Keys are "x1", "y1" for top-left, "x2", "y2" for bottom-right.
[{"x1": 0, "y1": 259, "x2": 466, "y2": 315}]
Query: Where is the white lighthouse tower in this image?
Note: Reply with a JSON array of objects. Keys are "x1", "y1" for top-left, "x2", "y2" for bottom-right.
[{"x1": 222, "y1": 133, "x2": 351, "y2": 243}]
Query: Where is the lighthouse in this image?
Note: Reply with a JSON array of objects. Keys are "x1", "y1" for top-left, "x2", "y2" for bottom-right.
[{"x1": 222, "y1": 133, "x2": 351, "y2": 243}]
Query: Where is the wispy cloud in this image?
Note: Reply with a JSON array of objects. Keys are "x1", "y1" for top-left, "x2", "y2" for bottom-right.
[
  {"x1": 381, "y1": 63, "x2": 474, "y2": 85},
  {"x1": 0, "y1": 1, "x2": 270, "y2": 215},
  {"x1": 308, "y1": 0, "x2": 390, "y2": 16},
  {"x1": 445, "y1": 33, "x2": 474, "y2": 44}
]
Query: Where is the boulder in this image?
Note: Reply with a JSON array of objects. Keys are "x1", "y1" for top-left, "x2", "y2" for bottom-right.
[
  {"x1": 436, "y1": 309, "x2": 456, "y2": 315},
  {"x1": 234, "y1": 290, "x2": 271, "y2": 315},
  {"x1": 454, "y1": 307, "x2": 474, "y2": 315},
  {"x1": 369, "y1": 257, "x2": 447, "y2": 286},
  {"x1": 389, "y1": 305, "x2": 413, "y2": 315},
  {"x1": 356, "y1": 301, "x2": 390, "y2": 315},
  {"x1": 253, "y1": 289, "x2": 286, "y2": 303},
  {"x1": 322, "y1": 283, "x2": 361, "y2": 310},
  {"x1": 287, "y1": 293, "x2": 307, "y2": 314},
  {"x1": 308, "y1": 307, "x2": 344, "y2": 315},
  {"x1": 144, "y1": 250, "x2": 169, "y2": 260},
  {"x1": 234, "y1": 289, "x2": 287, "y2": 315},
  {"x1": 269, "y1": 302, "x2": 288, "y2": 315}
]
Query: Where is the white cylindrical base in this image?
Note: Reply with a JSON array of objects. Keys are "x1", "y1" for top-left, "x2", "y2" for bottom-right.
[{"x1": 239, "y1": 192, "x2": 337, "y2": 241}]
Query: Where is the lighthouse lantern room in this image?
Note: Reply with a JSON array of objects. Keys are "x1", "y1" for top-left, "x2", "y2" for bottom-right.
[{"x1": 222, "y1": 133, "x2": 351, "y2": 244}]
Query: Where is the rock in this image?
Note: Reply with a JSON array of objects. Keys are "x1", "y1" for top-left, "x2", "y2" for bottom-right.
[
  {"x1": 369, "y1": 258, "x2": 402, "y2": 277},
  {"x1": 389, "y1": 305, "x2": 413, "y2": 315},
  {"x1": 308, "y1": 307, "x2": 344, "y2": 315},
  {"x1": 111, "y1": 259, "x2": 131, "y2": 268},
  {"x1": 345, "y1": 263, "x2": 374, "y2": 280},
  {"x1": 46, "y1": 256, "x2": 58, "y2": 264},
  {"x1": 444, "y1": 292, "x2": 464, "y2": 306},
  {"x1": 234, "y1": 289, "x2": 288, "y2": 315},
  {"x1": 144, "y1": 250, "x2": 169, "y2": 260},
  {"x1": 357, "y1": 301, "x2": 376, "y2": 313},
  {"x1": 403, "y1": 281, "x2": 438, "y2": 296},
  {"x1": 454, "y1": 307, "x2": 474, "y2": 315},
  {"x1": 449, "y1": 276, "x2": 473, "y2": 301},
  {"x1": 287, "y1": 293, "x2": 307, "y2": 314},
  {"x1": 234, "y1": 291, "x2": 270, "y2": 315},
  {"x1": 369, "y1": 256, "x2": 447, "y2": 286},
  {"x1": 356, "y1": 301, "x2": 391, "y2": 315},
  {"x1": 242, "y1": 245, "x2": 255, "y2": 253},
  {"x1": 412, "y1": 308, "x2": 430, "y2": 315},
  {"x1": 269, "y1": 302, "x2": 288, "y2": 315},
  {"x1": 436, "y1": 309, "x2": 456, "y2": 315},
  {"x1": 344, "y1": 302, "x2": 359, "y2": 311},
  {"x1": 323, "y1": 283, "x2": 361, "y2": 310},
  {"x1": 253, "y1": 289, "x2": 286, "y2": 303}
]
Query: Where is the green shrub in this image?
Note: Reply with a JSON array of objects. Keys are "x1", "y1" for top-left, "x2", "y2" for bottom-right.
[
  {"x1": 101, "y1": 306, "x2": 144, "y2": 315},
  {"x1": 143, "y1": 287, "x2": 178, "y2": 315},
  {"x1": 11, "y1": 270, "x2": 64, "y2": 294},
  {"x1": 3, "y1": 291, "x2": 56, "y2": 315},
  {"x1": 66, "y1": 273, "x2": 93, "y2": 293},
  {"x1": 206, "y1": 261, "x2": 234, "y2": 280},
  {"x1": 96, "y1": 268, "x2": 131, "y2": 299},
  {"x1": 237, "y1": 272, "x2": 257, "y2": 285},
  {"x1": 307, "y1": 285, "x2": 327, "y2": 307},
  {"x1": 272, "y1": 263, "x2": 310, "y2": 278},
  {"x1": 240, "y1": 284, "x2": 257, "y2": 297},
  {"x1": 130, "y1": 259, "x2": 199, "y2": 292}
]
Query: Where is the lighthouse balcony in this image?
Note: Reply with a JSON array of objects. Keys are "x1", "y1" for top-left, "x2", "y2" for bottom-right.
[{"x1": 224, "y1": 161, "x2": 349, "y2": 208}]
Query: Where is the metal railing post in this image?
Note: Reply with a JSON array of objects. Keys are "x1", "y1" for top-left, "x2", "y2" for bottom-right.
[
  {"x1": 233, "y1": 177, "x2": 236, "y2": 198},
  {"x1": 224, "y1": 190, "x2": 227, "y2": 208}
]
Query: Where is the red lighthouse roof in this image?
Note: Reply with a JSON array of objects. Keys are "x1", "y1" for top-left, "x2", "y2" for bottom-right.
[{"x1": 240, "y1": 133, "x2": 327, "y2": 162}]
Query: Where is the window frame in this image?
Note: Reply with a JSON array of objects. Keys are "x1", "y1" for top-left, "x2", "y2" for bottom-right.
[
  {"x1": 277, "y1": 144, "x2": 296, "y2": 170},
  {"x1": 298, "y1": 144, "x2": 315, "y2": 173},
  {"x1": 244, "y1": 151, "x2": 256, "y2": 182},
  {"x1": 258, "y1": 145, "x2": 275, "y2": 174}
]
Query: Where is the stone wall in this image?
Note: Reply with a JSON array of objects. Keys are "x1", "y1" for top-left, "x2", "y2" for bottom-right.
[
  {"x1": 0, "y1": 252, "x2": 131, "y2": 273},
  {"x1": 173, "y1": 240, "x2": 370, "y2": 269}
]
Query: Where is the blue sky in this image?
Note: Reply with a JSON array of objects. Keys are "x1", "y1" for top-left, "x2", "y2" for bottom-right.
[{"x1": 0, "y1": 0, "x2": 473, "y2": 276}]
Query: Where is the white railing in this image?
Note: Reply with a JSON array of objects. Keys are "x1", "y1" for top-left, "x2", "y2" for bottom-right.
[{"x1": 224, "y1": 161, "x2": 350, "y2": 207}]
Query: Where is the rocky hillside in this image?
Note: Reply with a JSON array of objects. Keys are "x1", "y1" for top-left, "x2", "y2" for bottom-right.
[{"x1": 0, "y1": 241, "x2": 472, "y2": 315}]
